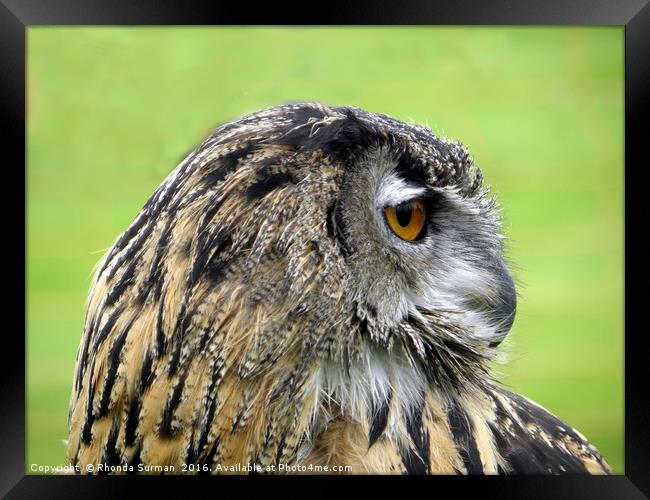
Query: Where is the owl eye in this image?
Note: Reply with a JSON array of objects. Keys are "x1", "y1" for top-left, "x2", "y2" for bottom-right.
[{"x1": 384, "y1": 199, "x2": 427, "y2": 241}]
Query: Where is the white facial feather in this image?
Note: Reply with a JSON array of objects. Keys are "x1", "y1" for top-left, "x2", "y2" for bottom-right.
[
  {"x1": 308, "y1": 341, "x2": 427, "y2": 437},
  {"x1": 375, "y1": 173, "x2": 428, "y2": 208}
]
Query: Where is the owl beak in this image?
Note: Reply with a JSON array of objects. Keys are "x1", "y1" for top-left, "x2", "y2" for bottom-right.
[{"x1": 487, "y1": 258, "x2": 517, "y2": 347}]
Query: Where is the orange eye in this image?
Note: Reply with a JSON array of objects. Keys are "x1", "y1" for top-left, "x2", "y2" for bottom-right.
[{"x1": 384, "y1": 199, "x2": 427, "y2": 241}]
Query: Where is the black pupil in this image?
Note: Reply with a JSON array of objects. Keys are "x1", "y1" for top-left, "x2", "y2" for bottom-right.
[{"x1": 395, "y1": 202, "x2": 413, "y2": 227}]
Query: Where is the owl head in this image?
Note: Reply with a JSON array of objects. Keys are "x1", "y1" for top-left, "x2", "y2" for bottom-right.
[{"x1": 80, "y1": 102, "x2": 516, "y2": 409}]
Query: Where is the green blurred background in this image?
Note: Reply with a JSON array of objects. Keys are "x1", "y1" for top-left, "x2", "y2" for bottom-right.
[{"x1": 27, "y1": 27, "x2": 624, "y2": 473}]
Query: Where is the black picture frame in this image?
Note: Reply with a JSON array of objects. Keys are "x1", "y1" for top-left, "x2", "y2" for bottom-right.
[{"x1": 4, "y1": 1, "x2": 648, "y2": 497}]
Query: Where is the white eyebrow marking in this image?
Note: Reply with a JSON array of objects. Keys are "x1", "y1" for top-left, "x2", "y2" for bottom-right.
[{"x1": 375, "y1": 173, "x2": 427, "y2": 208}]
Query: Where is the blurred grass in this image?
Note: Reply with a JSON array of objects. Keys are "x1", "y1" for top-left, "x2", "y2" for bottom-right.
[{"x1": 26, "y1": 27, "x2": 624, "y2": 473}]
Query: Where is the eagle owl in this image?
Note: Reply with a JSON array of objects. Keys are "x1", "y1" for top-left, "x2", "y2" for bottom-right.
[{"x1": 67, "y1": 102, "x2": 611, "y2": 474}]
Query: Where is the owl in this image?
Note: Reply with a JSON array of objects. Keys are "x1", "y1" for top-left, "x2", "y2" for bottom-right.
[{"x1": 67, "y1": 102, "x2": 611, "y2": 474}]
